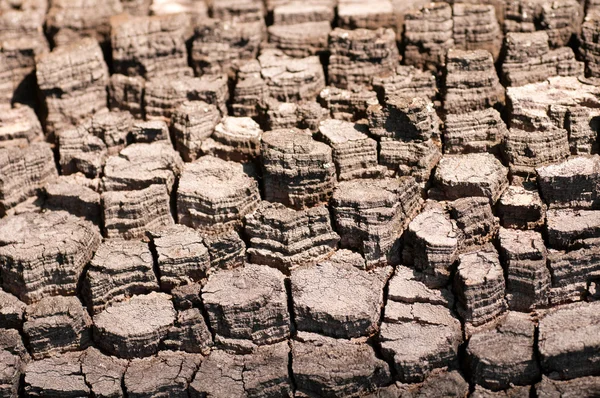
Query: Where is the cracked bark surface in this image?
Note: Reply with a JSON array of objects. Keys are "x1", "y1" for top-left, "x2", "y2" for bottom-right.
[
  {"x1": 81, "y1": 240, "x2": 158, "y2": 315},
  {"x1": 0, "y1": 211, "x2": 101, "y2": 304},
  {"x1": 3, "y1": 2, "x2": 600, "y2": 396},
  {"x1": 177, "y1": 156, "x2": 261, "y2": 235},
  {"x1": 93, "y1": 292, "x2": 177, "y2": 359},
  {"x1": 202, "y1": 263, "x2": 290, "y2": 349},
  {"x1": 291, "y1": 251, "x2": 392, "y2": 338}
]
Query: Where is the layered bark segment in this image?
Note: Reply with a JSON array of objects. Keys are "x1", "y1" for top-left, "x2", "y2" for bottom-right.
[
  {"x1": 380, "y1": 266, "x2": 462, "y2": 382},
  {"x1": 177, "y1": 156, "x2": 261, "y2": 235},
  {"x1": 82, "y1": 240, "x2": 158, "y2": 315},
  {"x1": 0, "y1": 211, "x2": 101, "y2": 304},
  {"x1": 202, "y1": 264, "x2": 290, "y2": 348},
  {"x1": 35, "y1": 38, "x2": 108, "y2": 136},
  {"x1": 328, "y1": 28, "x2": 399, "y2": 89},
  {"x1": 332, "y1": 177, "x2": 422, "y2": 267},
  {"x1": 293, "y1": 332, "x2": 391, "y2": 397},
  {"x1": 291, "y1": 251, "x2": 392, "y2": 338},
  {"x1": 261, "y1": 128, "x2": 336, "y2": 209},
  {"x1": 93, "y1": 292, "x2": 176, "y2": 359},
  {"x1": 0, "y1": 142, "x2": 57, "y2": 214}
]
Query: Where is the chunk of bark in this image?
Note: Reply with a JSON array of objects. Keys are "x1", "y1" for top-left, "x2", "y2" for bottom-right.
[
  {"x1": 121, "y1": 0, "x2": 151, "y2": 16},
  {"x1": 125, "y1": 351, "x2": 202, "y2": 398},
  {"x1": 0, "y1": 328, "x2": 29, "y2": 365},
  {"x1": 191, "y1": 18, "x2": 264, "y2": 76},
  {"x1": 394, "y1": 370, "x2": 470, "y2": 398},
  {"x1": 0, "y1": 142, "x2": 57, "y2": 214},
  {"x1": 0, "y1": 211, "x2": 101, "y2": 303},
  {"x1": 504, "y1": 0, "x2": 583, "y2": 48},
  {"x1": 81, "y1": 110, "x2": 134, "y2": 155},
  {"x1": 337, "y1": 0, "x2": 395, "y2": 30},
  {"x1": 144, "y1": 74, "x2": 229, "y2": 119},
  {"x1": 538, "y1": 301, "x2": 600, "y2": 379},
  {"x1": 163, "y1": 308, "x2": 213, "y2": 354},
  {"x1": 264, "y1": 100, "x2": 298, "y2": 130},
  {"x1": 231, "y1": 60, "x2": 266, "y2": 117},
  {"x1": 57, "y1": 126, "x2": 107, "y2": 178},
  {"x1": 429, "y1": 153, "x2": 509, "y2": 204},
  {"x1": 203, "y1": 229, "x2": 246, "y2": 270},
  {"x1": 0, "y1": 0, "x2": 48, "y2": 102},
  {"x1": 504, "y1": 126, "x2": 571, "y2": 176},
  {"x1": 82, "y1": 240, "x2": 158, "y2": 315},
  {"x1": 443, "y1": 108, "x2": 507, "y2": 155},
  {"x1": 403, "y1": 203, "x2": 460, "y2": 288},
  {"x1": 148, "y1": 224, "x2": 211, "y2": 291},
  {"x1": 379, "y1": 139, "x2": 442, "y2": 183},
  {"x1": 502, "y1": 31, "x2": 583, "y2": 87},
  {"x1": 267, "y1": 21, "x2": 331, "y2": 57},
  {"x1": 130, "y1": 120, "x2": 170, "y2": 143},
  {"x1": 102, "y1": 184, "x2": 174, "y2": 240},
  {"x1": 103, "y1": 142, "x2": 183, "y2": 194},
  {"x1": 293, "y1": 332, "x2": 392, "y2": 397},
  {"x1": 171, "y1": 101, "x2": 221, "y2": 162},
  {"x1": 80, "y1": 347, "x2": 127, "y2": 398},
  {"x1": 380, "y1": 266, "x2": 462, "y2": 383},
  {"x1": 0, "y1": 289, "x2": 25, "y2": 329},
  {"x1": 93, "y1": 292, "x2": 176, "y2": 359},
  {"x1": 35, "y1": 38, "x2": 108, "y2": 136},
  {"x1": 108, "y1": 74, "x2": 145, "y2": 118},
  {"x1": 328, "y1": 28, "x2": 398, "y2": 89},
  {"x1": 177, "y1": 156, "x2": 261, "y2": 235},
  {"x1": 245, "y1": 201, "x2": 340, "y2": 272},
  {"x1": 499, "y1": 228, "x2": 551, "y2": 311},
  {"x1": 202, "y1": 263, "x2": 290, "y2": 348},
  {"x1": 318, "y1": 86, "x2": 379, "y2": 122},
  {"x1": 0, "y1": 105, "x2": 43, "y2": 149},
  {"x1": 0, "y1": 349, "x2": 21, "y2": 398},
  {"x1": 24, "y1": 353, "x2": 90, "y2": 397},
  {"x1": 536, "y1": 156, "x2": 600, "y2": 209},
  {"x1": 170, "y1": 282, "x2": 203, "y2": 311},
  {"x1": 297, "y1": 101, "x2": 329, "y2": 132},
  {"x1": 449, "y1": 196, "x2": 499, "y2": 250},
  {"x1": 201, "y1": 116, "x2": 262, "y2": 162},
  {"x1": 403, "y1": 2, "x2": 454, "y2": 71},
  {"x1": 452, "y1": 3, "x2": 502, "y2": 59},
  {"x1": 332, "y1": 178, "x2": 422, "y2": 267},
  {"x1": 273, "y1": 3, "x2": 334, "y2": 25},
  {"x1": 467, "y1": 312, "x2": 540, "y2": 390},
  {"x1": 498, "y1": 185, "x2": 546, "y2": 230},
  {"x1": 535, "y1": 375, "x2": 600, "y2": 397},
  {"x1": 443, "y1": 49, "x2": 505, "y2": 114},
  {"x1": 546, "y1": 245, "x2": 600, "y2": 304},
  {"x1": 211, "y1": 0, "x2": 264, "y2": 23},
  {"x1": 368, "y1": 96, "x2": 440, "y2": 142},
  {"x1": 454, "y1": 247, "x2": 507, "y2": 334},
  {"x1": 189, "y1": 342, "x2": 292, "y2": 397},
  {"x1": 23, "y1": 296, "x2": 91, "y2": 359},
  {"x1": 261, "y1": 128, "x2": 336, "y2": 209},
  {"x1": 45, "y1": 0, "x2": 122, "y2": 47},
  {"x1": 317, "y1": 119, "x2": 385, "y2": 181},
  {"x1": 291, "y1": 253, "x2": 392, "y2": 338},
  {"x1": 506, "y1": 76, "x2": 600, "y2": 156},
  {"x1": 258, "y1": 49, "x2": 325, "y2": 102},
  {"x1": 546, "y1": 208, "x2": 600, "y2": 249},
  {"x1": 44, "y1": 176, "x2": 99, "y2": 222},
  {"x1": 372, "y1": 65, "x2": 437, "y2": 105},
  {"x1": 110, "y1": 13, "x2": 191, "y2": 79}
]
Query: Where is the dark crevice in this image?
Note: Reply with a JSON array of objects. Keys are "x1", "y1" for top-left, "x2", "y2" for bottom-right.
[
  {"x1": 147, "y1": 233, "x2": 163, "y2": 292},
  {"x1": 370, "y1": 265, "x2": 398, "y2": 383},
  {"x1": 198, "y1": 292, "x2": 216, "y2": 342}
]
